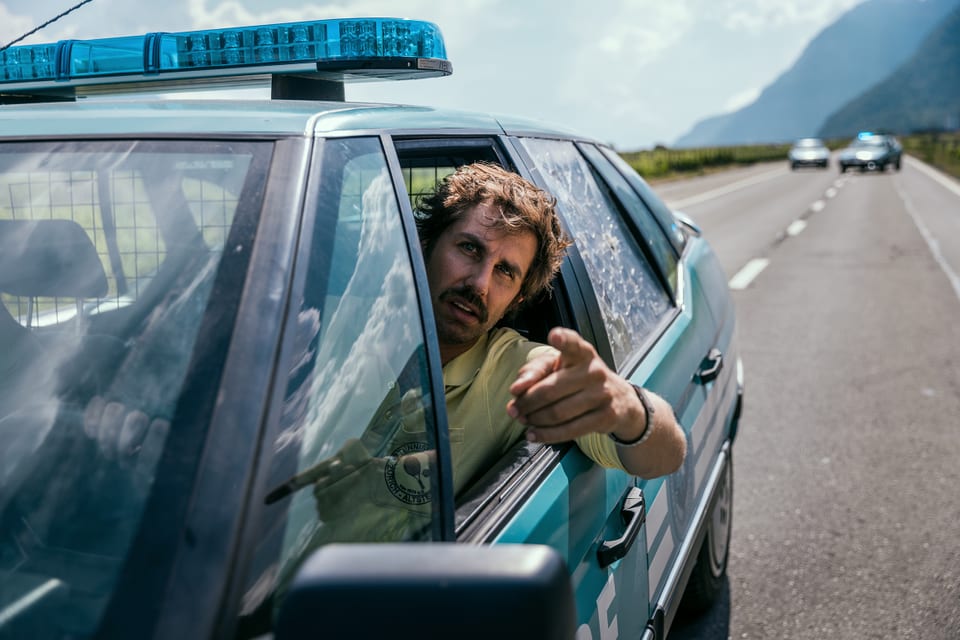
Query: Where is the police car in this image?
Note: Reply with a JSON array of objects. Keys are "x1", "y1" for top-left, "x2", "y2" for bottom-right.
[{"x1": 0, "y1": 17, "x2": 742, "y2": 640}]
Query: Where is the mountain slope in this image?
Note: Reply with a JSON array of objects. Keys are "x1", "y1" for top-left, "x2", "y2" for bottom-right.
[
  {"x1": 819, "y1": 4, "x2": 960, "y2": 137},
  {"x1": 674, "y1": 0, "x2": 960, "y2": 147}
]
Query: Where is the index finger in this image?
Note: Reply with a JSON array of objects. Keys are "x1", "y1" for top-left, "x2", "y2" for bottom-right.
[
  {"x1": 509, "y1": 352, "x2": 558, "y2": 397},
  {"x1": 548, "y1": 327, "x2": 595, "y2": 370}
]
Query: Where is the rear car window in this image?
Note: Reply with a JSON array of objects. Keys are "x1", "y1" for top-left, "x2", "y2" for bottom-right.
[{"x1": 0, "y1": 140, "x2": 271, "y2": 639}]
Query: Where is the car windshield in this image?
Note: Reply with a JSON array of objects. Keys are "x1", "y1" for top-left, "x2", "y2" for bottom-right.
[
  {"x1": 0, "y1": 140, "x2": 271, "y2": 637},
  {"x1": 853, "y1": 137, "x2": 886, "y2": 148},
  {"x1": 795, "y1": 139, "x2": 823, "y2": 148}
]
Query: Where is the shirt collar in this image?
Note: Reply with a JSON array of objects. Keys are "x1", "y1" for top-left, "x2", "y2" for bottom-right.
[{"x1": 442, "y1": 331, "x2": 490, "y2": 388}]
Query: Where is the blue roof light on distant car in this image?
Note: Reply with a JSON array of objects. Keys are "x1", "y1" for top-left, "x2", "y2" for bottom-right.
[{"x1": 0, "y1": 17, "x2": 451, "y2": 95}]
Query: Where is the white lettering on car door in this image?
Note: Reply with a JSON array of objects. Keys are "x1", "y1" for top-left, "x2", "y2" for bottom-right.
[
  {"x1": 574, "y1": 572, "x2": 620, "y2": 640},
  {"x1": 597, "y1": 573, "x2": 619, "y2": 640}
]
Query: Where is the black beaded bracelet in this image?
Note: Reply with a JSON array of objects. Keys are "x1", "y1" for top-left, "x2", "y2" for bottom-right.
[{"x1": 608, "y1": 384, "x2": 655, "y2": 447}]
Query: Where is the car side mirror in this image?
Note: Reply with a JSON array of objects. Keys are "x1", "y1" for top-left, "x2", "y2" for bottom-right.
[
  {"x1": 673, "y1": 209, "x2": 702, "y2": 237},
  {"x1": 275, "y1": 542, "x2": 576, "y2": 640}
]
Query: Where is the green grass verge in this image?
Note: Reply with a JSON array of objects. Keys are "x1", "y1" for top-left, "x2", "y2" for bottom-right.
[
  {"x1": 900, "y1": 131, "x2": 960, "y2": 180},
  {"x1": 618, "y1": 143, "x2": 790, "y2": 182}
]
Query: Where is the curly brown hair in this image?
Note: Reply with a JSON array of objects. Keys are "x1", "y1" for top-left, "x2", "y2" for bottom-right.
[{"x1": 416, "y1": 162, "x2": 572, "y2": 302}]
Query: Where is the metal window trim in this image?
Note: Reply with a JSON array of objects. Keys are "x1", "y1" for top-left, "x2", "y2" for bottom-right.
[{"x1": 380, "y1": 132, "x2": 458, "y2": 542}]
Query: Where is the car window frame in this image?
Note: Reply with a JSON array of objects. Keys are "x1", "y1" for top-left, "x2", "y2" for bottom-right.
[
  {"x1": 381, "y1": 132, "x2": 458, "y2": 537},
  {"x1": 251, "y1": 132, "x2": 457, "y2": 530},
  {"x1": 218, "y1": 134, "x2": 460, "y2": 638}
]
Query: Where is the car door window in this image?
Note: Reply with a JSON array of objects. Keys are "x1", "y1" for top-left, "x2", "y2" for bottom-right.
[
  {"x1": 579, "y1": 143, "x2": 679, "y2": 293},
  {"x1": 519, "y1": 138, "x2": 672, "y2": 368},
  {"x1": 598, "y1": 145, "x2": 687, "y2": 255},
  {"x1": 236, "y1": 138, "x2": 442, "y2": 634}
]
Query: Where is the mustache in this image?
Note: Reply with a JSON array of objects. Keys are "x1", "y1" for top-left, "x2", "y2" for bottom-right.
[{"x1": 439, "y1": 286, "x2": 488, "y2": 324}]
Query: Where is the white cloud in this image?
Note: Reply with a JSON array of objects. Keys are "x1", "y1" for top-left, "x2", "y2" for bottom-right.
[
  {"x1": 710, "y1": 0, "x2": 867, "y2": 33},
  {"x1": 0, "y1": 4, "x2": 40, "y2": 45},
  {"x1": 591, "y1": 3, "x2": 694, "y2": 61}
]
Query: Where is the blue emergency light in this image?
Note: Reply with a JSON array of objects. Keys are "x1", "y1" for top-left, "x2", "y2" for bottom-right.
[{"x1": 0, "y1": 17, "x2": 451, "y2": 99}]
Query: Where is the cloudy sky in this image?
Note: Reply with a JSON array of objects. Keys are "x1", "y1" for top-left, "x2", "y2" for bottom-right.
[{"x1": 1, "y1": 0, "x2": 866, "y2": 150}]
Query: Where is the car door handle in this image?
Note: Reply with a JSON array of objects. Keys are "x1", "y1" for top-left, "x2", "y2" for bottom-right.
[
  {"x1": 697, "y1": 347, "x2": 723, "y2": 384},
  {"x1": 597, "y1": 486, "x2": 645, "y2": 568}
]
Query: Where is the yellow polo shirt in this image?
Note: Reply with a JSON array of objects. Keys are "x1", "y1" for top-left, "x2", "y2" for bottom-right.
[
  {"x1": 444, "y1": 327, "x2": 625, "y2": 496},
  {"x1": 297, "y1": 328, "x2": 625, "y2": 547}
]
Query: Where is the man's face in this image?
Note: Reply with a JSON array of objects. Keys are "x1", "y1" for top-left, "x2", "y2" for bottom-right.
[{"x1": 424, "y1": 202, "x2": 537, "y2": 364}]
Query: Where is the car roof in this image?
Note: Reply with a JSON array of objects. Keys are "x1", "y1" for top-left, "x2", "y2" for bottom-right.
[{"x1": 0, "y1": 96, "x2": 588, "y2": 141}]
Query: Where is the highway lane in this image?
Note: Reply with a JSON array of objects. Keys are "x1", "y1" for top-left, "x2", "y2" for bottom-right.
[
  {"x1": 663, "y1": 158, "x2": 960, "y2": 639},
  {"x1": 659, "y1": 161, "x2": 850, "y2": 285}
]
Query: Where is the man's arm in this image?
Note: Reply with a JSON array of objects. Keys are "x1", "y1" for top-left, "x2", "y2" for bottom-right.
[{"x1": 506, "y1": 327, "x2": 686, "y2": 479}]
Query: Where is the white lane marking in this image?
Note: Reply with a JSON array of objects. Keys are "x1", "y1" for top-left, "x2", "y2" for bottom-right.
[
  {"x1": 896, "y1": 183, "x2": 960, "y2": 304},
  {"x1": 786, "y1": 220, "x2": 807, "y2": 236},
  {"x1": 728, "y1": 258, "x2": 770, "y2": 290},
  {"x1": 906, "y1": 155, "x2": 960, "y2": 198},
  {"x1": 666, "y1": 166, "x2": 788, "y2": 210},
  {"x1": 810, "y1": 200, "x2": 826, "y2": 213},
  {"x1": 825, "y1": 187, "x2": 838, "y2": 199}
]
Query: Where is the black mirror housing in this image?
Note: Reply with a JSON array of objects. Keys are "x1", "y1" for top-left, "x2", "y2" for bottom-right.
[{"x1": 276, "y1": 542, "x2": 576, "y2": 640}]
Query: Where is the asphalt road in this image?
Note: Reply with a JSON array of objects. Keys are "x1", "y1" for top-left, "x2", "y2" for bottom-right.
[{"x1": 659, "y1": 158, "x2": 960, "y2": 639}]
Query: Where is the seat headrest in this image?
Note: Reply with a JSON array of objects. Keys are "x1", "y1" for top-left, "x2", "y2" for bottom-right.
[{"x1": 0, "y1": 219, "x2": 108, "y2": 298}]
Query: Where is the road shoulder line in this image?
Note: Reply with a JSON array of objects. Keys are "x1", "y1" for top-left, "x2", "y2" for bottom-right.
[
  {"x1": 667, "y1": 167, "x2": 788, "y2": 210},
  {"x1": 728, "y1": 258, "x2": 770, "y2": 290}
]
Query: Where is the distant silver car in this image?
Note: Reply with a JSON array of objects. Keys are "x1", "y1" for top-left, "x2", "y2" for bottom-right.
[{"x1": 788, "y1": 138, "x2": 830, "y2": 170}]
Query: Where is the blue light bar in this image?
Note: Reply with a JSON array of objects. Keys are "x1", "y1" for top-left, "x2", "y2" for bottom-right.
[{"x1": 0, "y1": 17, "x2": 450, "y2": 93}]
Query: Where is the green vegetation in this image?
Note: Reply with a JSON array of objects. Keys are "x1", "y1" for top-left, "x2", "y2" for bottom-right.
[
  {"x1": 619, "y1": 144, "x2": 789, "y2": 181},
  {"x1": 901, "y1": 131, "x2": 960, "y2": 180}
]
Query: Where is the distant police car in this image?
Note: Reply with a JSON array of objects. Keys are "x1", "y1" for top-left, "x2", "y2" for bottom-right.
[
  {"x1": 0, "y1": 18, "x2": 742, "y2": 640},
  {"x1": 838, "y1": 132, "x2": 903, "y2": 173}
]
